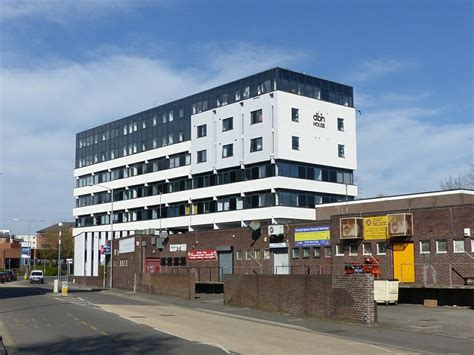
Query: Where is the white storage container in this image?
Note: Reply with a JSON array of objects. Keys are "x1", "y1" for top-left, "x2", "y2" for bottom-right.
[{"x1": 374, "y1": 279, "x2": 399, "y2": 305}]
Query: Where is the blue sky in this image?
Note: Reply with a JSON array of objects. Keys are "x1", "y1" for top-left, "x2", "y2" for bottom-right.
[{"x1": 1, "y1": 0, "x2": 473, "y2": 234}]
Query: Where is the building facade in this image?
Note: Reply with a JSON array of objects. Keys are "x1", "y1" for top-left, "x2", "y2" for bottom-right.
[{"x1": 73, "y1": 68, "x2": 357, "y2": 276}]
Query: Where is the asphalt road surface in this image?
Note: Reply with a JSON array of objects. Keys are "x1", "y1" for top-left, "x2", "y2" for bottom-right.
[
  {"x1": 1, "y1": 280, "x2": 473, "y2": 354},
  {"x1": 0, "y1": 281, "x2": 225, "y2": 354}
]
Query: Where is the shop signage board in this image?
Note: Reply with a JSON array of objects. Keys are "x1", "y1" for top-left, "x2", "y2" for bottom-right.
[
  {"x1": 170, "y1": 244, "x2": 187, "y2": 252},
  {"x1": 294, "y1": 226, "x2": 330, "y2": 247},
  {"x1": 269, "y1": 242, "x2": 288, "y2": 249},
  {"x1": 187, "y1": 249, "x2": 217, "y2": 261},
  {"x1": 119, "y1": 237, "x2": 135, "y2": 254},
  {"x1": 363, "y1": 216, "x2": 388, "y2": 240}
]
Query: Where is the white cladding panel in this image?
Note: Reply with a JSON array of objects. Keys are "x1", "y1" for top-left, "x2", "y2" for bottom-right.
[
  {"x1": 274, "y1": 91, "x2": 356, "y2": 170},
  {"x1": 74, "y1": 233, "x2": 85, "y2": 276},
  {"x1": 191, "y1": 95, "x2": 275, "y2": 174}
]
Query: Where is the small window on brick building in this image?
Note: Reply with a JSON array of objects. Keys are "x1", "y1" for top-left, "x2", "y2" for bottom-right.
[
  {"x1": 292, "y1": 248, "x2": 300, "y2": 258},
  {"x1": 436, "y1": 240, "x2": 447, "y2": 254},
  {"x1": 236, "y1": 250, "x2": 243, "y2": 260},
  {"x1": 349, "y1": 244, "x2": 358, "y2": 256},
  {"x1": 376, "y1": 242, "x2": 386, "y2": 255},
  {"x1": 313, "y1": 247, "x2": 321, "y2": 258},
  {"x1": 471, "y1": 240, "x2": 474, "y2": 253},
  {"x1": 324, "y1": 246, "x2": 332, "y2": 257},
  {"x1": 302, "y1": 247, "x2": 310, "y2": 258},
  {"x1": 362, "y1": 243, "x2": 372, "y2": 255},
  {"x1": 254, "y1": 249, "x2": 262, "y2": 260},
  {"x1": 244, "y1": 250, "x2": 252, "y2": 260},
  {"x1": 263, "y1": 249, "x2": 271, "y2": 259},
  {"x1": 420, "y1": 241, "x2": 431, "y2": 254},
  {"x1": 453, "y1": 240, "x2": 465, "y2": 253},
  {"x1": 336, "y1": 244, "x2": 344, "y2": 256}
]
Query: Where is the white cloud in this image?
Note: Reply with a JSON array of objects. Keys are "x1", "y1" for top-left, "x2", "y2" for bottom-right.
[
  {"x1": 0, "y1": 0, "x2": 142, "y2": 23},
  {"x1": 357, "y1": 107, "x2": 474, "y2": 197},
  {"x1": 0, "y1": 45, "x2": 300, "y2": 232},
  {"x1": 349, "y1": 58, "x2": 412, "y2": 83}
]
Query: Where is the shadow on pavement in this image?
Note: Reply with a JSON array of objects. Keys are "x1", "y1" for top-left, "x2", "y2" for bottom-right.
[{"x1": 17, "y1": 332, "x2": 224, "y2": 355}]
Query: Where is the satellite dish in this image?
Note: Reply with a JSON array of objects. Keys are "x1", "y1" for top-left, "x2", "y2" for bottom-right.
[{"x1": 248, "y1": 220, "x2": 261, "y2": 231}]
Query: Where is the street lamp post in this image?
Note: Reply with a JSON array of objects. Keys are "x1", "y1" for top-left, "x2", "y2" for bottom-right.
[
  {"x1": 90, "y1": 184, "x2": 114, "y2": 289},
  {"x1": 57, "y1": 222, "x2": 63, "y2": 284},
  {"x1": 13, "y1": 218, "x2": 45, "y2": 273}
]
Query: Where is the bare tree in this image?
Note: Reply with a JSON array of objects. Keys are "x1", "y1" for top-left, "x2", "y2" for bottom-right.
[{"x1": 440, "y1": 161, "x2": 474, "y2": 190}]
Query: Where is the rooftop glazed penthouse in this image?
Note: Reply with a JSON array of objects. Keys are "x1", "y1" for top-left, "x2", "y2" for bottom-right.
[{"x1": 73, "y1": 67, "x2": 358, "y2": 275}]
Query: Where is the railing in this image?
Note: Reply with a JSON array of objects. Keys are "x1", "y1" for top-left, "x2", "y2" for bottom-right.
[
  {"x1": 397, "y1": 262, "x2": 474, "y2": 286},
  {"x1": 162, "y1": 266, "x2": 223, "y2": 283}
]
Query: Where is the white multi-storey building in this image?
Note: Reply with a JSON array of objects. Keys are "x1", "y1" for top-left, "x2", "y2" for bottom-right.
[{"x1": 73, "y1": 68, "x2": 358, "y2": 276}]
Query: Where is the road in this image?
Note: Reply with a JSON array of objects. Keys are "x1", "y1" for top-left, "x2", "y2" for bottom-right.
[
  {"x1": 0, "y1": 281, "x2": 225, "y2": 354},
  {"x1": 1, "y1": 280, "x2": 473, "y2": 354}
]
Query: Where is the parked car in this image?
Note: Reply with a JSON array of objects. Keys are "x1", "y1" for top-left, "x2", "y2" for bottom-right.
[
  {"x1": 0, "y1": 272, "x2": 8, "y2": 283},
  {"x1": 29, "y1": 270, "x2": 44, "y2": 284},
  {"x1": 6, "y1": 270, "x2": 17, "y2": 282}
]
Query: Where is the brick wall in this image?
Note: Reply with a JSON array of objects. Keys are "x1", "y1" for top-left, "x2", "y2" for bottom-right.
[
  {"x1": 224, "y1": 274, "x2": 376, "y2": 325},
  {"x1": 138, "y1": 273, "x2": 195, "y2": 300},
  {"x1": 73, "y1": 276, "x2": 103, "y2": 288}
]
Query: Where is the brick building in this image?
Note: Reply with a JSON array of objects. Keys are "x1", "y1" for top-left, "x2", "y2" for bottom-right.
[
  {"x1": 106, "y1": 189, "x2": 473, "y2": 292},
  {"x1": 0, "y1": 237, "x2": 21, "y2": 270}
]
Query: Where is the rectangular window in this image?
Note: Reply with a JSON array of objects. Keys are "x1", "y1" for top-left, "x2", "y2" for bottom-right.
[
  {"x1": 313, "y1": 247, "x2": 321, "y2": 258},
  {"x1": 251, "y1": 109, "x2": 263, "y2": 124},
  {"x1": 436, "y1": 240, "x2": 447, "y2": 253},
  {"x1": 263, "y1": 249, "x2": 270, "y2": 259},
  {"x1": 222, "y1": 144, "x2": 233, "y2": 158},
  {"x1": 250, "y1": 137, "x2": 263, "y2": 152},
  {"x1": 302, "y1": 247, "x2": 310, "y2": 258},
  {"x1": 420, "y1": 241, "x2": 431, "y2": 254},
  {"x1": 197, "y1": 150, "x2": 207, "y2": 163},
  {"x1": 453, "y1": 240, "x2": 465, "y2": 253},
  {"x1": 222, "y1": 117, "x2": 233, "y2": 131},
  {"x1": 376, "y1": 242, "x2": 387, "y2": 255},
  {"x1": 362, "y1": 243, "x2": 372, "y2": 255},
  {"x1": 179, "y1": 108, "x2": 184, "y2": 118},
  {"x1": 291, "y1": 108, "x2": 299, "y2": 122},
  {"x1": 292, "y1": 248, "x2": 300, "y2": 259},
  {"x1": 292, "y1": 136, "x2": 300, "y2": 150},
  {"x1": 338, "y1": 118, "x2": 345, "y2": 131},
  {"x1": 349, "y1": 244, "x2": 358, "y2": 256},
  {"x1": 471, "y1": 239, "x2": 474, "y2": 253},
  {"x1": 243, "y1": 86, "x2": 250, "y2": 99},
  {"x1": 338, "y1": 144, "x2": 345, "y2": 158},
  {"x1": 336, "y1": 244, "x2": 344, "y2": 256},
  {"x1": 324, "y1": 246, "x2": 332, "y2": 258},
  {"x1": 197, "y1": 124, "x2": 207, "y2": 138}
]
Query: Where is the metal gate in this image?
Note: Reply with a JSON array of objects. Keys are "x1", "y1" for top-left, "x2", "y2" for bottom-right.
[
  {"x1": 273, "y1": 249, "x2": 290, "y2": 274},
  {"x1": 218, "y1": 250, "x2": 233, "y2": 282}
]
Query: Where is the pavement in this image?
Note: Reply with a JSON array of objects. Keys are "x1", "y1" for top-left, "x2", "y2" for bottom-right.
[{"x1": 1, "y1": 279, "x2": 474, "y2": 354}]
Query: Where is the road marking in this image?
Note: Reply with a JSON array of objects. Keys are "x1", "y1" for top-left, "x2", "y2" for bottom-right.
[
  {"x1": 369, "y1": 344, "x2": 394, "y2": 353},
  {"x1": 66, "y1": 314, "x2": 72, "y2": 317},
  {"x1": 203, "y1": 343, "x2": 231, "y2": 354},
  {"x1": 54, "y1": 297, "x2": 65, "y2": 302},
  {"x1": 129, "y1": 346, "x2": 140, "y2": 351},
  {"x1": 81, "y1": 321, "x2": 88, "y2": 326},
  {"x1": 152, "y1": 327, "x2": 194, "y2": 342},
  {"x1": 101, "y1": 331, "x2": 109, "y2": 336},
  {"x1": 73, "y1": 317, "x2": 80, "y2": 321},
  {"x1": 90, "y1": 326, "x2": 98, "y2": 331}
]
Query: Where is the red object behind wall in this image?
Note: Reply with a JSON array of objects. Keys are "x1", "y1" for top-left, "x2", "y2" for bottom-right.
[{"x1": 146, "y1": 258, "x2": 161, "y2": 273}]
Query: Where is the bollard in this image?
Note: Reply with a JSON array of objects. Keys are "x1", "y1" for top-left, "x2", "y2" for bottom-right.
[
  {"x1": 53, "y1": 279, "x2": 59, "y2": 293},
  {"x1": 61, "y1": 281, "x2": 68, "y2": 296}
]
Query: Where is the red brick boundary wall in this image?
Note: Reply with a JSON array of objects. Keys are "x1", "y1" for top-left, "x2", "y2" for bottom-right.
[
  {"x1": 224, "y1": 274, "x2": 376, "y2": 325},
  {"x1": 138, "y1": 273, "x2": 195, "y2": 300},
  {"x1": 73, "y1": 276, "x2": 103, "y2": 288}
]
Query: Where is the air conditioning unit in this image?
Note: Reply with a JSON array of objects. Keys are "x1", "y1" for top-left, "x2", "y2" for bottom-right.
[
  {"x1": 340, "y1": 218, "x2": 363, "y2": 239},
  {"x1": 268, "y1": 225, "x2": 284, "y2": 236},
  {"x1": 387, "y1": 213, "x2": 413, "y2": 237}
]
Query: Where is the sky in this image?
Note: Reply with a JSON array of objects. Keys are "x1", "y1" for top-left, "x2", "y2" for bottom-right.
[{"x1": 1, "y1": 0, "x2": 473, "y2": 234}]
